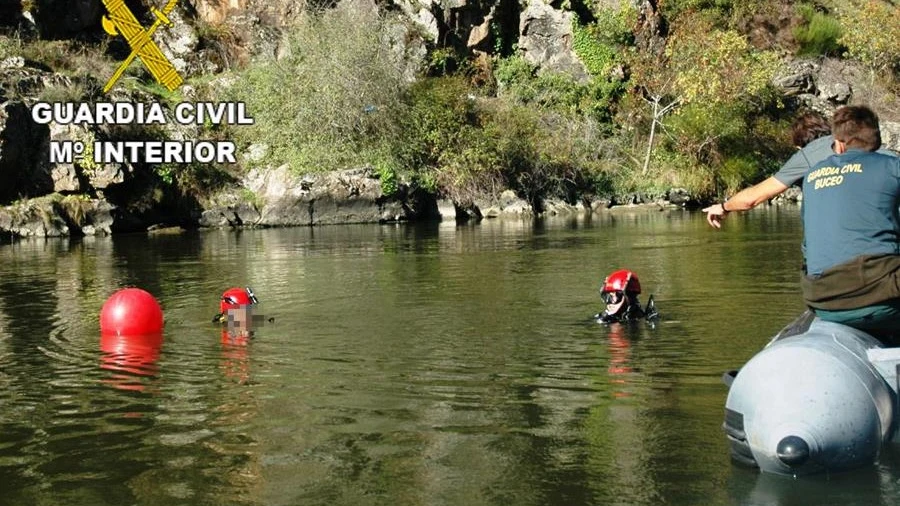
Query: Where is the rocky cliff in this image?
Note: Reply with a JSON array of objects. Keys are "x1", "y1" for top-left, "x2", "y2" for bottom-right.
[{"x1": 0, "y1": 0, "x2": 898, "y2": 239}]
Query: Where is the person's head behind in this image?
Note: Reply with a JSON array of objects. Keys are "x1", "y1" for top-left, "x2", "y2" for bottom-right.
[
  {"x1": 791, "y1": 110, "x2": 831, "y2": 147},
  {"x1": 831, "y1": 105, "x2": 881, "y2": 151}
]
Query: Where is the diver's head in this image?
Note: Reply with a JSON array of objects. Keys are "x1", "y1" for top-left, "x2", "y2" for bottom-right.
[
  {"x1": 220, "y1": 287, "x2": 258, "y2": 313},
  {"x1": 601, "y1": 270, "x2": 641, "y2": 316},
  {"x1": 219, "y1": 287, "x2": 259, "y2": 329}
]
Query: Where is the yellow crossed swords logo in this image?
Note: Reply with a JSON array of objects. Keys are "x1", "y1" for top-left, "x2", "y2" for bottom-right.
[{"x1": 101, "y1": 0, "x2": 184, "y2": 93}]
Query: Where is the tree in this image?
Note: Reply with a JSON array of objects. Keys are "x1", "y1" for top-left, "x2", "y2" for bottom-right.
[
  {"x1": 837, "y1": 0, "x2": 900, "y2": 81},
  {"x1": 665, "y1": 17, "x2": 781, "y2": 109},
  {"x1": 632, "y1": 13, "x2": 781, "y2": 173},
  {"x1": 628, "y1": 51, "x2": 682, "y2": 175}
]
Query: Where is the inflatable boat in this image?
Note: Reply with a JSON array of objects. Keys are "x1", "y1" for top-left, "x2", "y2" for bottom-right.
[{"x1": 723, "y1": 315, "x2": 900, "y2": 476}]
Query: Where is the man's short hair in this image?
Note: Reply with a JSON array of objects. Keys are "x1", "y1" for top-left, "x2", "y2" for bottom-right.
[
  {"x1": 832, "y1": 105, "x2": 882, "y2": 151},
  {"x1": 792, "y1": 110, "x2": 831, "y2": 147}
]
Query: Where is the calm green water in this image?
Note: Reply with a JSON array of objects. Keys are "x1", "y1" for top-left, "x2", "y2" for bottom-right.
[{"x1": 1, "y1": 207, "x2": 899, "y2": 506}]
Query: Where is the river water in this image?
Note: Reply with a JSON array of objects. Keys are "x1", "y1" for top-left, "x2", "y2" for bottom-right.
[{"x1": 1, "y1": 207, "x2": 899, "y2": 506}]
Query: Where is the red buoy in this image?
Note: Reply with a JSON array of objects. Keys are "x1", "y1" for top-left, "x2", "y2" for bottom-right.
[{"x1": 100, "y1": 288, "x2": 164, "y2": 336}]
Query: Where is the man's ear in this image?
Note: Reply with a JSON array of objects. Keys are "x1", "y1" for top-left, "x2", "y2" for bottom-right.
[{"x1": 832, "y1": 139, "x2": 847, "y2": 154}]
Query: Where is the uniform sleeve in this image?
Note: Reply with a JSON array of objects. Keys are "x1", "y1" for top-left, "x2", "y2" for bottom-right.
[
  {"x1": 773, "y1": 135, "x2": 835, "y2": 187},
  {"x1": 773, "y1": 150, "x2": 811, "y2": 187}
]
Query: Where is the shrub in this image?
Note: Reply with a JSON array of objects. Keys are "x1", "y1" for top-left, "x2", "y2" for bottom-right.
[
  {"x1": 718, "y1": 156, "x2": 761, "y2": 194},
  {"x1": 659, "y1": 0, "x2": 735, "y2": 25},
  {"x1": 395, "y1": 77, "x2": 477, "y2": 173},
  {"x1": 0, "y1": 35, "x2": 21, "y2": 60},
  {"x1": 642, "y1": 148, "x2": 717, "y2": 197},
  {"x1": 793, "y1": 4, "x2": 843, "y2": 56},
  {"x1": 493, "y1": 55, "x2": 623, "y2": 122},
  {"x1": 664, "y1": 102, "x2": 747, "y2": 164},
  {"x1": 572, "y1": 21, "x2": 621, "y2": 78},
  {"x1": 230, "y1": 5, "x2": 409, "y2": 173},
  {"x1": 837, "y1": 0, "x2": 900, "y2": 75},
  {"x1": 394, "y1": 74, "x2": 617, "y2": 204},
  {"x1": 666, "y1": 18, "x2": 782, "y2": 108}
]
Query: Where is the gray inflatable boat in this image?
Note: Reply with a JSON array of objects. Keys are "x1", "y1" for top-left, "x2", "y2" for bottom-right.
[{"x1": 724, "y1": 316, "x2": 900, "y2": 476}]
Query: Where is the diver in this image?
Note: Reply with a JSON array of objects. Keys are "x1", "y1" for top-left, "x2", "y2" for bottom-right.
[
  {"x1": 594, "y1": 269, "x2": 659, "y2": 324},
  {"x1": 213, "y1": 286, "x2": 274, "y2": 331},
  {"x1": 213, "y1": 286, "x2": 259, "y2": 324}
]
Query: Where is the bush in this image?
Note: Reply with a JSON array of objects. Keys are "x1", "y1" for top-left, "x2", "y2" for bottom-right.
[
  {"x1": 659, "y1": 0, "x2": 735, "y2": 24},
  {"x1": 572, "y1": 20, "x2": 621, "y2": 78},
  {"x1": 664, "y1": 103, "x2": 746, "y2": 162},
  {"x1": 394, "y1": 75, "x2": 617, "y2": 204},
  {"x1": 793, "y1": 4, "x2": 843, "y2": 56},
  {"x1": 642, "y1": 148, "x2": 718, "y2": 197},
  {"x1": 230, "y1": 5, "x2": 409, "y2": 173},
  {"x1": 837, "y1": 0, "x2": 900, "y2": 75},
  {"x1": 493, "y1": 55, "x2": 622, "y2": 122},
  {"x1": 718, "y1": 156, "x2": 761, "y2": 194}
]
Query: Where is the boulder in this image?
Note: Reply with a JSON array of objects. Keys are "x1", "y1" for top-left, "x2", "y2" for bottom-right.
[
  {"x1": 882, "y1": 121, "x2": 900, "y2": 153},
  {"x1": 78, "y1": 198, "x2": 115, "y2": 235},
  {"x1": 47, "y1": 122, "x2": 84, "y2": 193},
  {"x1": 192, "y1": 0, "x2": 250, "y2": 25},
  {"x1": 155, "y1": 8, "x2": 200, "y2": 75},
  {"x1": 0, "y1": 196, "x2": 68, "y2": 237},
  {"x1": 773, "y1": 60, "x2": 819, "y2": 96},
  {"x1": 474, "y1": 189, "x2": 533, "y2": 217},
  {"x1": 221, "y1": 164, "x2": 414, "y2": 227},
  {"x1": 199, "y1": 191, "x2": 262, "y2": 228},
  {"x1": 518, "y1": 0, "x2": 589, "y2": 81}
]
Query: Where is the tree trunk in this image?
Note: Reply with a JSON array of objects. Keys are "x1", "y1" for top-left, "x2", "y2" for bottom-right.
[{"x1": 642, "y1": 98, "x2": 659, "y2": 175}]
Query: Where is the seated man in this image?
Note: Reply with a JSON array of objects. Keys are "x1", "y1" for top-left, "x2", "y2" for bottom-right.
[
  {"x1": 704, "y1": 110, "x2": 833, "y2": 228},
  {"x1": 800, "y1": 105, "x2": 900, "y2": 342},
  {"x1": 595, "y1": 269, "x2": 658, "y2": 324}
]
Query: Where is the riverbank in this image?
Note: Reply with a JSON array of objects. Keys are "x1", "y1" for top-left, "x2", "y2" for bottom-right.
[
  {"x1": 0, "y1": 162, "x2": 711, "y2": 240},
  {"x1": 0, "y1": 0, "x2": 895, "y2": 241}
]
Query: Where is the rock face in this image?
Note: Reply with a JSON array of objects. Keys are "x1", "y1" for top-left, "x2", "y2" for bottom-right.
[
  {"x1": 155, "y1": 9, "x2": 200, "y2": 74},
  {"x1": 0, "y1": 0, "x2": 897, "y2": 241},
  {"x1": 772, "y1": 57, "x2": 900, "y2": 140},
  {"x1": 518, "y1": 0, "x2": 588, "y2": 80},
  {"x1": 0, "y1": 195, "x2": 116, "y2": 237},
  {"x1": 200, "y1": 166, "x2": 438, "y2": 228},
  {"x1": 193, "y1": 0, "x2": 251, "y2": 25}
]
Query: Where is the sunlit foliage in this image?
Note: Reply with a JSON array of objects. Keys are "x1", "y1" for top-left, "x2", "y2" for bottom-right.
[
  {"x1": 665, "y1": 15, "x2": 782, "y2": 109},
  {"x1": 836, "y1": 0, "x2": 900, "y2": 75}
]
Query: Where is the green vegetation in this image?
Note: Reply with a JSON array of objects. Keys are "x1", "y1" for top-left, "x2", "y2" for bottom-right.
[
  {"x1": 571, "y1": 4, "x2": 634, "y2": 80},
  {"x1": 232, "y1": 6, "x2": 407, "y2": 174},
  {"x1": 1, "y1": 0, "x2": 897, "y2": 208},
  {"x1": 57, "y1": 194, "x2": 93, "y2": 227},
  {"x1": 794, "y1": 4, "x2": 843, "y2": 56},
  {"x1": 659, "y1": 0, "x2": 736, "y2": 24},
  {"x1": 837, "y1": 0, "x2": 900, "y2": 76}
]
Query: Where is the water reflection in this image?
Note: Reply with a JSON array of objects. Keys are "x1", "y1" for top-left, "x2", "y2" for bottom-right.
[
  {"x1": 9, "y1": 208, "x2": 900, "y2": 505},
  {"x1": 99, "y1": 332, "x2": 163, "y2": 392},
  {"x1": 605, "y1": 323, "x2": 634, "y2": 398},
  {"x1": 730, "y1": 465, "x2": 885, "y2": 505},
  {"x1": 220, "y1": 328, "x2": 251, "y2": 385}
]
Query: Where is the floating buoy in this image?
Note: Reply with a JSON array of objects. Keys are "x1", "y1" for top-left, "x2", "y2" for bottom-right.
[{"x1": 100, "y1": 288, "x2": 164, "y2": 336}]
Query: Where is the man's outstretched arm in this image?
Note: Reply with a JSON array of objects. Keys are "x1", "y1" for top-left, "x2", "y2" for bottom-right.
[{"x1": 703, "y1": 177, "x2": 790, "y2": 228}]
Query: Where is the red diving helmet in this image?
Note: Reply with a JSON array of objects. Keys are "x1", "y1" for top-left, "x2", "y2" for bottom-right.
[
  {"x1": 601, "y1": 269, "x2": 641, "y2": 305},
  {"x1": 220, "y1": 287, "x2": 258, "y2": 313}
]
